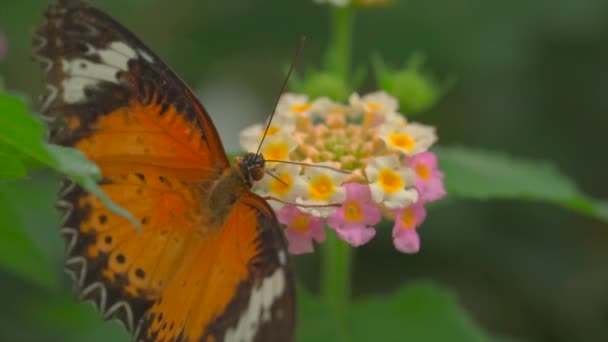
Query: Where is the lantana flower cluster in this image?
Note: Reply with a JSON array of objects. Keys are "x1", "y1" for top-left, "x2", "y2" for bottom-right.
[{"x1": 240, "y1": 91, "x2": 446, "y2": 254}]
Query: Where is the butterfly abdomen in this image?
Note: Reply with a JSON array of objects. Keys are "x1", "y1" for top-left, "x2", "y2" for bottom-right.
[{"x1": 204, "y1": 151, "x2": 267, "y2": 228}]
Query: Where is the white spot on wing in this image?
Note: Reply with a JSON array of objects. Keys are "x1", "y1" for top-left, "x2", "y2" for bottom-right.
[
  {"x1": 57, "y1": 40, "x2": 159, "y2": 104},
  {"x1": 97, "y1": 48, "x2": 132, "y2": 70},
  {"x1": 83, "y1": 43, "x2": 97, "y2": 55},
  {"x1": 62, "y1": 76, "x2": 100, "y2": 103},
  {"x1": 62, "y1": 59, "x2": 119, "y2": 82},
  {"x1": 138, "y1": 48, "x2": 155, "y2": 63},
  {"x1": 59, "y1": 41, "x2": 136, "y2": 103},
  {"x1": 109, "y1": 41, "x2": 137, "y2": 59},
  {"x1": 224, "y1": 268, "x2": 286, "y2": 342}
]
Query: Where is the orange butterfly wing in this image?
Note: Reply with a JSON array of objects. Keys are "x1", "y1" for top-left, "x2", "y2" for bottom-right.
[
  {"x1": 137, "y1": 194, "x2": 295, "y2": 342},
  {"x1": 34, "y1": 1, "x2": 295, "y2": 341}
]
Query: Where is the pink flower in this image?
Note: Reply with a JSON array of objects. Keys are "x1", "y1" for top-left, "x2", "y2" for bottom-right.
[
  {"x1": 277, "y1": 205, "x2": 326, "y2": 254},
  {"x1": 327, "y1": 183, "x2": 381, "y2": 247},
  {"x1": 407, "y1": 152, "x2": 446, "y2": 203},
  {"x1": 392, "y1": 202, "x2": 427, "y2": 253}
]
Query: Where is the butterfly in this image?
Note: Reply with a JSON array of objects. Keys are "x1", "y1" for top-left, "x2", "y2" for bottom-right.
[{"x1": 33, "y1": 0, "x2": 296, "y2": 341}]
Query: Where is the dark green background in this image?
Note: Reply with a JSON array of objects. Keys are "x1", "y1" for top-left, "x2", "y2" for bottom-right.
[{"x1": 1, "y1": 0, "x2": 607, "y2": 341}]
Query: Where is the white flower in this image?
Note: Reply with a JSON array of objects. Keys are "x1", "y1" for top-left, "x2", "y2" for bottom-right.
[
  {"x1": 379, "y1": 122, "x2": 437, "y2": 155},
  {"x1": 314, "y1": 0, "x2": 393, "y2": 6},
  {"x1": 296, "y1": 164, "x2": 348, "y2": 217},
  {"x1": 313, "y1": 0, "x2": 350, "y2": 7},
  {"x1": 365, "y1": 155, "x2": 418, "y2": 209},
  {"x1": 273, "y1": 94, "x2": 334, "y2": 127},
  {"x1": 349, "y1": 91, "x2": 400, "y2": 127},
  {"x1": 255, "y1": 163, "x2": 308, "y2": 210},
  {"x1": 258, "y1": 131, "x2": 297, "y2": 165},
  {"x1": 276, "y1": 93, "x2": 311, "y2": 113},
  {"x1": 239, "y1": 122, "x2": 293, "y2": 153},
  {"x1": 311, "y1": 97, "x2": 345, "y2": 120},
  {"x1": 350, "y1": 91, "x2": 399, "y2": 115},
  {"x1": 404, "y1": 123, "x2": 437, "y2": 154},
  {"x1": 385, "y1": 111, "x2": 408, "y2": 127}
]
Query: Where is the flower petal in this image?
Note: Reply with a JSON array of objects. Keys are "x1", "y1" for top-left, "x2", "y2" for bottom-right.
[
  {"x1": 393, "y1": 228, "x2": 420, "y2": 254},
  {"x1": 345, "y1": 182, "x2": 371, "y2": 199},
  {"x1": 335, "y1": 225, "x2": 376, "y2": 247},
  {"x1": 384, "y1": 188, "x2": 418, "y2": 209},
  {"x1": 407, "y1": 151, "x2": 447, "y2": 203},
  {"x1": 285, "y1": 229, "x2": 315, "y2": 254},
  {"x1": 361, "y1": 203, "x2": 382, "y2": 225},
  {"x1": 309, "y1": 215, "x2": 327, "y2": 243},
  {"x1": 276, "y1": 205, "x2": 299, "y2": 224}
]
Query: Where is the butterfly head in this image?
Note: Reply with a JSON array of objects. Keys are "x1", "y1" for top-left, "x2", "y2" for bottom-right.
[{"x1": 238, "y1": 152, "x2": 266, "y2": 186}]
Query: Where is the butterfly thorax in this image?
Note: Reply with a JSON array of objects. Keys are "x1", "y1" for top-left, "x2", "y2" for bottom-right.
[{"x1": 205, "y1": 153, "x2": 265, "y2": 226}]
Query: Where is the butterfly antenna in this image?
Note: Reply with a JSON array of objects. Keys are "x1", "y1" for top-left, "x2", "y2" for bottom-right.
[
  {"x1": 255, "y1": 36, "x2": 306, "y2": 156},
  {"x1": 265, "y1": 159, "x2": 352, "y2": 174},
  {"x1": 265, "y1": 170, "x2": 289, "y2": 186}
]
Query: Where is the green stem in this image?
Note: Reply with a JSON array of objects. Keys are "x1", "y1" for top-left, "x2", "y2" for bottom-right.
[
  {"x1": 321, "y1": 230, "x2": 352, "y2": 315},
  {"x1": 320, "y1": 4, "x2": 355, "y2": 340},
  {"x1": 325, "y1": 6, "x2": 354, "y2": 79}
]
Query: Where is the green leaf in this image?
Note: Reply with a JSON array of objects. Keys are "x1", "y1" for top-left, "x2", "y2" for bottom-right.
[
  {"x1": 298, "y1": 283, "x2": 487, "y2": 342},
  {"x1": 298, "y1": 285, "x2": 343, "y2": 342},
  {"x1": 28, "y1": 291, "x2": 128, "y2": 342},
  {"x1": 0, "y1": 153, "x2": 27, "y2": 179},
  {"x1": 0, "y1": 193, "x2": 56, "y2": 289},
  {"x1": 0, "y1": 171, "x2": 63, "y2": 266},
  {"x1": 0, "y1": 93, "x2": 53, "y2": 165},
  {"x1": 0, "y1": 93, "x2": 140, "y2": 230},
  {"x1": 436, "y1": 146, "x2": 608, "y2": 223},
  {"x1": 350, "y1": 283, "x2": 487, "y2": 342},
  {"x1": 0, "y1": 143, "x2": 46, "y2": 172}
]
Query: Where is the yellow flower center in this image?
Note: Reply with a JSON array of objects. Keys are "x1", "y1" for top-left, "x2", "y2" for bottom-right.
[
  {"x1": 400, "y1": 208, "x2": 415, "y2": 230},
  {"x1": 291, "y1": 103, "x2": 312, "y2": 113},
  {"x1": 269, "y1": 173, "x2": 292, "y2": 196},
  {"x1": 264, "y1": 143, "x2": 289, "y2": 161},
  {"x1": 415, "y1": 162, "x2": 431, "y2": 181},
  {"x1": 363, "y1": 112, "x2": 379, "y2": 126},
  {"x1": 344, "y1": 200, "x2": 363, "y2": 222},
  {"x1": 389, "y1": 133, "x2": 415, "y2": 152},
  {"x1": 292, "y1": 214, "x2": 310, "y2": 233},
  {"x1": 378, "y1": 169, "x2": 404, "y2": 193},
  {"x1": 367, "y1": 102, "x2": 383, "y2": 111},
  {"x1": 309, "y1": 175, "x2": 335, "y2": 201},
  {"x1": 259, "y1": 126, "x2": 280, "y2": 138}
]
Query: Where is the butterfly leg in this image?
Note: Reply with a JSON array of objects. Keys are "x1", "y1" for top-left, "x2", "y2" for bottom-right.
[{"x1": 262, "y1": 195, "x2": 341, "y2": 208}]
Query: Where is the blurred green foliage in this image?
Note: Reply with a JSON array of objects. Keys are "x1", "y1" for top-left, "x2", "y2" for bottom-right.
[
  {"x1": 1, "y1": 0, "x2": 607, "y2": 341},
  {"x1": 374, "y1": 53, "x2": 444, "y2": 114},
  {"x1": 299, "y1": 282, "x2": 487, "y2": 342}
]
